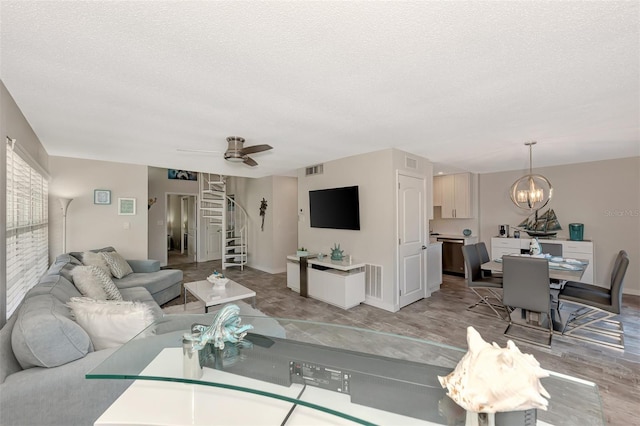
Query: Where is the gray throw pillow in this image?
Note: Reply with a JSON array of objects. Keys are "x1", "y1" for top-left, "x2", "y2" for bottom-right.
[
  {"x1": 80, "y1": 251, "x2": 112, "y2": 277},
  {"x1": 101, "y1": 251, "x2": 134, "y2": 279},
  {"x1": 71, "y1": 266, "x2": 109, "y2": 300}
]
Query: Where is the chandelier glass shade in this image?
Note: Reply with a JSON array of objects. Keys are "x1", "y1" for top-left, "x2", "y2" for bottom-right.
[{"x1": 510, "y1": 142, "x2": 553, "y2": 210}]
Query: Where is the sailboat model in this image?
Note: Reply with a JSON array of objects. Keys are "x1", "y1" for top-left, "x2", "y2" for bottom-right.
[{"x1": 517, "y1": 208, "x2": 562, "y2": 237}]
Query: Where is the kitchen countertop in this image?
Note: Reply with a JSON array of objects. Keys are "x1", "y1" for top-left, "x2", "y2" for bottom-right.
[{"x1": 430, "y1": 233, "x2": 477, "y2": 240}]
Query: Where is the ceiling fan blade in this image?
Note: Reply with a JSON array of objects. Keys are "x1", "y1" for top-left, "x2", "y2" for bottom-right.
[
  {"x1": 243, "y1": 156, "x2": 258, "y2": 167},
  {"x1": 177, "y1": 148, "x2": 222, "y2": 154},
  {"x1": 241, "y1": 144, "x2": 273, "y2": 155}
]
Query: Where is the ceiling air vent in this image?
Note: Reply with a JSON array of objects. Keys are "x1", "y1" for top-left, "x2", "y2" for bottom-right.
[
  {"x1": 305, "y1": 164, "x2": 324, "y2": 176},
  {"x1": 405, "y1": 156, "x2": 418, "y2": 169}
]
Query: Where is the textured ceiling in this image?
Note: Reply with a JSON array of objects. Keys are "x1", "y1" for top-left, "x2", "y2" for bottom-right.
[{"x1": 1, "y1": 1, "x2": 638, "y2": 178}]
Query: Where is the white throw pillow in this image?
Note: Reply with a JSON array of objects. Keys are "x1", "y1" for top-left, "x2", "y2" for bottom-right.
[
  {"x1": 67, "y1": 297, "x2": 156, "y2": 350},
  {"x1": 81, "y1": 251, "x2": 112, "y2": 277},
  {"x1": 72, "y1": 266, "x2": 109, "y2": 300},
  {"x1": 101, "y1": 251, "x2": 134, "y2": 279}
]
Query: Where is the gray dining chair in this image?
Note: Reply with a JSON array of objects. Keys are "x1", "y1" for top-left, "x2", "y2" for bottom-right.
[
  {"x1": 558, "y1": 250, "x2": 629, "y2": 349},
  {"x1": 502, "y1": 255, "x2": 553, "y2": 347},
  {"x1": 476, "y1": 241, "x2": 501, "y2": 278},
  {"x1": 461, "y1": 244, "x2": 509, "y2": 320},
  {"x1": 539, "y1": 242, "x2": 564, "y2": 289},
  {"x1": 539, "y1": 242, "x2": 563, "y2": 257}
]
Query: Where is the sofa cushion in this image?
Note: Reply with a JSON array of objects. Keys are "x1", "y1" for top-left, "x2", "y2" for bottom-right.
[
  {"x1": 114, "y1": 269, "x2": 182, "y2": 297},
  {"x1": 119, "y1": 287, "x2": 164, "y2": 319},
  {"x1": 12, "y1": 294, "x2": 92, "y2": 369},
  {"x1": 24, "y1": 274, "x2": 82, "y2": 304},
  {"x1": 69, "y1": 246, "x2": 116, "y2": 262},
  {"x1": 47, "y1": 254, "x2": 83, "y2": 282},
  {"x1": 78, "y1": 251, "x2": 112, "y2": 276},
  {"x1": 67, "y1": 297, "x2": 156, "y2": 350},
  {"x1": 101, "y1": 251, "x2": 134, "y2": 279}
]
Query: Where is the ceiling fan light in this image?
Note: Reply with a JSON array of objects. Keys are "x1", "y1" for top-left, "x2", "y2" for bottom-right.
[{"x1": 225, "y1": 156, "x2": 245, "y2": 163}]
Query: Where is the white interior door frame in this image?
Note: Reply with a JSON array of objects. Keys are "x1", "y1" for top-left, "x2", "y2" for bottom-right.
[{"x1": 164, "y1": 191, "x2": 199, "y2": 265}]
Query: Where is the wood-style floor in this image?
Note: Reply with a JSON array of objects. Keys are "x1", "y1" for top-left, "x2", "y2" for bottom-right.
[{"x1": 163, "y1": 260, "x2": 640, "y2": 426}]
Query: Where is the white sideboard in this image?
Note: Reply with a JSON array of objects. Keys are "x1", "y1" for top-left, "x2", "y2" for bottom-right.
[
  {"x1": 490, "y1": 237, "x2": 595, "y2": 284},
  {"x1": 286, "y1": 255, "x2": 365, "y2": 309}
]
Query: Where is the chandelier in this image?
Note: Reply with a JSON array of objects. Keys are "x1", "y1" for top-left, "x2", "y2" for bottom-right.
[{"x1": 510, "y1": 141, "x2": 553, "y2": 210}]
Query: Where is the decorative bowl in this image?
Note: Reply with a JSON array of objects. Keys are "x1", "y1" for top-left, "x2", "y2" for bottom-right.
[{"x1": 207, "y1": 275, "x2": 229, "y2": 287}]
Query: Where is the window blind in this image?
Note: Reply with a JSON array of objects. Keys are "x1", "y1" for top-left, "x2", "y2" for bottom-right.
[{"x1": 6, "y1": 139, "x2": 49, "y2": 320}]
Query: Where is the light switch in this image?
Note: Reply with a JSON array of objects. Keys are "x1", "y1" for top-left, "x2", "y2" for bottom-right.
[
  {"x1": 157, "y1": 220, "x2": 164, "y2": 226},
  {"x1": 123, "y1": 222, "x2": 130, "y2": 230}
]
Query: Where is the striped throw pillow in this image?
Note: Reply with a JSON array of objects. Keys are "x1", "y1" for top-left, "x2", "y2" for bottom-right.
[{"x1": 101, "y1": 251, "x2": 134, "y2": 279}]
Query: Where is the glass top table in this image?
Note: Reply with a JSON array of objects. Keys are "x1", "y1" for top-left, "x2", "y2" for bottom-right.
[{"x1": 87, "y1": 314, "x2": 604, "y2": 425}]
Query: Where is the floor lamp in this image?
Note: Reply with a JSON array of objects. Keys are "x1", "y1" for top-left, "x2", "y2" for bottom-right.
[{"x1": 59, "y1": 198, "x2": 73, "y2": 253}]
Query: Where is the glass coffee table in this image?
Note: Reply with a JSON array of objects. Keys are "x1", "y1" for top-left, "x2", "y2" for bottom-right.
[{"x1": 87, "y1": 314, "x2": 604, "y2": 425}]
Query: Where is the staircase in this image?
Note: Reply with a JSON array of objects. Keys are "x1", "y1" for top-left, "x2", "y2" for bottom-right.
[{"x1": 199, "y1": 173, "x2": 248, "y2": 270}]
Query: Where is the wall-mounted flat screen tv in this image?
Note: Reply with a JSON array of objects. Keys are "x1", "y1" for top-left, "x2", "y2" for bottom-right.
[{"x1": 309, "y1": 186, "x2": 360, "y2": 230}]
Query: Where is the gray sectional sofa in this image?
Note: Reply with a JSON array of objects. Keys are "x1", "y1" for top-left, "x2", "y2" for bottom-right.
[{"x1": 0, "y1": 248, "x2": 184, "y2": 426}]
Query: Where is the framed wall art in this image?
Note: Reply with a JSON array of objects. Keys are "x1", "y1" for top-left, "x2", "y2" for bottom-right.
[
  {"x1": 118, "y1": 198, "x2": 136, "y2": 215},
  {"x1": 168, "y1": 169, "x2": 198, "y2": 181},
  {"x1": 94, "y1": 189, "x2": 111, "y2": 205}
]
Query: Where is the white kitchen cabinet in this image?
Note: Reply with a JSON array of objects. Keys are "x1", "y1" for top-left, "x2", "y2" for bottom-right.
[
  {"x1": 433, "y1": 176, "x2": 443, "y2": 207},
  {"x1": 439, "y1": 173, "x2": 472, "y2": 218}
]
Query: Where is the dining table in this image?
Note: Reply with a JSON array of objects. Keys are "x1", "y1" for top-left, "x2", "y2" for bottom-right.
[{"x1": 481, "y1": 255, "x2": 589, "y2": 282}]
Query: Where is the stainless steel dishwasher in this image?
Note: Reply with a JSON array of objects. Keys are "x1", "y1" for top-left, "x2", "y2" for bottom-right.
[{"x1": 437, "y1": 237, "x2": 465, "y2": 275}]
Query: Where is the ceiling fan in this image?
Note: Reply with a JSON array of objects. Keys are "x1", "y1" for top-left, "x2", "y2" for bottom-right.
[{"x1": 177, "y1": 136, "x2": 273, "y2": 167}]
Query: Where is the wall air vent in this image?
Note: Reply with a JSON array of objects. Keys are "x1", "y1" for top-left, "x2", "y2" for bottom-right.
[
  {"x1": 405, "y1": 156, "x2": 418, "y2": 169},
  {"x1": 365, "y1": 264, "x2": 383, "y2": 299},
  {"x1": 305, "y1": 164, "x2": 324, "y2": 176}
]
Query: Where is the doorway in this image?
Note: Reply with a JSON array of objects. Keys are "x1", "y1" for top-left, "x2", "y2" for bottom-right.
[
  {"x1": 166, "y1": 193, "x2": 197, "y2": 266},
  {"x1": 397, "y1": 172, "x2": 427, "y2": 308}
]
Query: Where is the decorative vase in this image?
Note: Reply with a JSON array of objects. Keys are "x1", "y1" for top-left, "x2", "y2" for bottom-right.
[{"x1": 330, "y1": 244, "x2": 344, "y2": 261}]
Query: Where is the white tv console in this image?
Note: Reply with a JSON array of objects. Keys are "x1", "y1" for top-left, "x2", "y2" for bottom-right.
[{"x1": 286, "y1": 255, "x2": 366, "y2": 309}]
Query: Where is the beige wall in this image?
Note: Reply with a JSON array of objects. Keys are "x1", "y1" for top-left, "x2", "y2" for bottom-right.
[
  {"x1": 272, "y1": 176, "x2": 299, "y2": 272},
  {"x1": 147, "y1": 166, "x2": 199, "y2": 264},
  {"x1": 479, "y1": 157, "x2": 640, "y2": 296},
  {"x1": 48, "y1": 157, "x2": 148, "y2": 260},
  {"x1": 232, "y1": 175, "x2": 298, "y2": 274},
  {"x1": 1, "y1": 80, "x2": 50, "y2": 325},
  {"x1": 297, "y1": 148, "x2": 433, "y2": 312}
]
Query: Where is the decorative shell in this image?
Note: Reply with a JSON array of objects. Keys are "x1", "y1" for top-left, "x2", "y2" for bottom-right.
[{"x1": 438, "y1": 327, "x2": 550, "y2": 414}]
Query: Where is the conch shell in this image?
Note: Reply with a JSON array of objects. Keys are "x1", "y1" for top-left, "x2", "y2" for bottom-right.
[{"x1": 438, "y1": 327, "x2": 550, "y2": 413}]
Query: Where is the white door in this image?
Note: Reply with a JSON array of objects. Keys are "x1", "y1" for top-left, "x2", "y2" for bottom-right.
[
  {"x1": 204, "y1": 220, "x2": 222, "y2": 261},
  {"x1": 186, "y1": 196, "x2": 197, "y2": 262},
  {"x1": 180, "y1": 197, "x2": 187, "y2": 254},
  {"x1": 398, "y1": 173, "x2": 427, "y2": 308}
]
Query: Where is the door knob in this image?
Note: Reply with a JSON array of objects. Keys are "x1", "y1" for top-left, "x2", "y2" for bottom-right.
[{"x1": 421, "y1": 245, "x2": 427, "y2": 250}]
